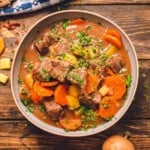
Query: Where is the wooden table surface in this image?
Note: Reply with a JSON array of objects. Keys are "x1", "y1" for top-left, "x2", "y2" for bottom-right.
[{"x1": 0, "y1": 0, "x2": 150, "y2": 149}]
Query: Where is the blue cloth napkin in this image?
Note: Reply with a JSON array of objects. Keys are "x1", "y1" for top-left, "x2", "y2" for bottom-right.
[{"x1": 0, "y1": 0, "x2": 65, "y2": 16}]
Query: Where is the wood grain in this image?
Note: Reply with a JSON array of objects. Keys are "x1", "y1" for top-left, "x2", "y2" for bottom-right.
[
  {"x1": 71, "y1": 0, "x2": 150, "y2": 4},
  {"x1": 0, "y1": 119, "x2": 149, "y2": 149}
]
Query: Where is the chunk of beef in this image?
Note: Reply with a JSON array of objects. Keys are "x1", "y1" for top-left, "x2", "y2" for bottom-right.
[
  {"x1": 43, "y1": 100, "x2": 63, "y2": 120},
  {"x1": 52, "y1": 38, "x2": 71, "y2": 56},
  {"x1": 79, "y1": 92, "x2": 101, "y2": 110},
  {"x1": 67, "y1": 67, "x2": 87, "y2": 87},
  {"x1": 32, "y1": 60, "x2": 52, "y2": 82},
  {"x1": 106, "y1": 55, "x2": 124, "y2": 73},
  {"x1": 87, "y1": 58, "x2": 105, "y2": 78},
  {"x1": 50, "y1": 59, "x2": 71, "y2": 82},
  {"x1": 32, "y1": 58, "x2": 71, "y2": 82},
  {"x1": 87, "y1": 57, "x2": 103, "y2": 68},
  {"x1": 34, "y1": 35, "x2": 55, "y2": 55}
]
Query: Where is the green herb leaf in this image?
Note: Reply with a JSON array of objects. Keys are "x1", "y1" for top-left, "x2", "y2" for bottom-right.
[
  {"x1": 86, "y1": 25, "x2": 91, "y2": 30},
  {"x1": 100, "y1": 53, "x2": 108, "y2": 63},
  {"x1": 18, "y1": 79, "x2": 23, "y2": 85},
  {"x1": 21, "y1": 57, "x2": 27, "y2": 62},
  {"x1": 77, "y1": 106, "x2": 97, "y2": 130},
  {"x1": 39, "y1": 105, "x2": 46, "y2": 112},
  {"x1": 21, "y1": 98, "x2": 30, "y2": 106},
  {"x1": 77, "y1": 31, "x2": 92, "y2": 46},
  {"x1": 40, "y1": 68, "x2": 51, "y2": 81},
  {"x1": 21, "y1": 88, "x2": 28, "y2": 95},
  {"x1": 21, "y1": 98, "x2": 34, "y2": 113},
  {"x1": 71, "y1": 74, "x2": 84, "y2": 84},
  {"x1": 78, "y1": 58, "x2": 89, "y2": 68},
  {"x1": 126, "y1": 74, "x2": 132, "y2": 87},
  {"x1": 62, "y1": 20, "x2": 69, "y2": 30}
]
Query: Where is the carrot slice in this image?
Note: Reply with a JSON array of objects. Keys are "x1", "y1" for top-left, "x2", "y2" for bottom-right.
[
  {"x1": 70, "y1": 18, "x2": 85, "y2": 25},
  {"x1": 59, "y1": 111, "x2": 82, "y2": 131},
  {"x1": 86, "y1": 73, "x2": 100, "y2": 95},
  {"x1": 54, "y1": 84, "x2": 68, "y2": 106},
  {"x1": 40, "y1": 81, "x2": 59, "y2": 87},
  {"x1": 106, "y1": 29, "x2": 121, "y2": 39},
  {"x1": 31, "y1": 89, "x2": 42, "y2": 104},
  {"x1": 103, "y1": 33, "x2": 123, "y2": 49},
  {"x1": 106, "y1": 67, "x2": 115, "y2": 76},
  {"x1": 103, "y1": 75, "x2": 126, "y2": 99},
  {"x1": 99, "y1": 96, "x2": 119, "y2": 119},
  {"x1": 0, "y1": 37, "x2": 5, "y2": 54},
  {"x1": 33, "y1": 81, "x2": 54, "y2": 97}
]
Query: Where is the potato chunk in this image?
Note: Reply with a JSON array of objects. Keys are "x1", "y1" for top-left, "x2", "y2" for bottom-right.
[
  {"x1": 66, "y1": 95, "x2": 80, "y2": 110},
  {"x1": 0, "y1": 58, "x2": 11, "y2": 69},
  {"x1": 0, "y1": 73, "x2": 9, "y2": 84},
  {"x1": 99, "y1": 84, "x2": 109, "y2": 96}
]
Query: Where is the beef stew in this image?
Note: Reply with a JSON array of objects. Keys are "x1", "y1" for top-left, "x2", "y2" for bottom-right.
[{"x1": 18, "y1": 18, "x2": 132, "y2": 131}]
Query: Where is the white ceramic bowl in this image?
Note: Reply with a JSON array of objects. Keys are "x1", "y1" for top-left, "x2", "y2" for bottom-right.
[{"x1": 11, "y1": 10, "x2": 139, "y2": 137}]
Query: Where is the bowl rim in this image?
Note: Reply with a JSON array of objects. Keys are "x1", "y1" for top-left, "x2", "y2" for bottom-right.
[{"x1": 11, "y1": 9, "x2": 139, "y2": 137}]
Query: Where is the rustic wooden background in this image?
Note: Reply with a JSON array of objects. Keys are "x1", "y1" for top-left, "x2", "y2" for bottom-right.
[{"x1": 0, "y1": 0, "x2": 150, "y2": 149}]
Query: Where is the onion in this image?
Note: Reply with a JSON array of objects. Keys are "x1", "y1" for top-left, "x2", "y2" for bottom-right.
[{"x1": 102, "y1": 135, "x2": 135, "y2": 150}]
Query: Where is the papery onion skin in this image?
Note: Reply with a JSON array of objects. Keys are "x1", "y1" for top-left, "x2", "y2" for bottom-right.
[{"x1": 102, "y1": 135, "x2": 135, "y2": 150}]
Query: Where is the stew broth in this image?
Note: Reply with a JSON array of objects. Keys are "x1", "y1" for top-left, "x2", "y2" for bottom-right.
[{"x1": 18, "y1": 18, "x2": 131, "y2": 131}]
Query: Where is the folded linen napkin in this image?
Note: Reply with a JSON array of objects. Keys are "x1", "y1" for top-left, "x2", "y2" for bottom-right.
[{"x1": 0, "y1": 0, "x2": 65, "y2": 16}]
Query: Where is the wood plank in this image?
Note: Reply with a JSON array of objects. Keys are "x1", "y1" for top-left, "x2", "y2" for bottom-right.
[
  {"x1": 71, "y1": 0, "x2": 150, "y2": 4},
  {"x1": 0, "y1": 119, "x2": 149, "y2": 149}
]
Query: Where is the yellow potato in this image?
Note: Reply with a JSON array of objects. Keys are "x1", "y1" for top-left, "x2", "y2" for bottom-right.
[
  {"x1": 24, "y1": 73, "x2": 34, "y2": 89},
  {"x1": 105, "y1": 45, "x2": 117, "y2": 56},
  {"x1": 66, "y1": 95, "x2": 80, "y2": 110},
  {"x1": 0, "y1": 58, "x2": 11, "y2": 69},
  {"x1": 68, "y1": 85, "x2": 80, "y2": 97},
  {"x1": 0, "y1": 73, "x2": 9, "y2": 84},
  {"x1": 99, "y1": 84, "x2": 109, "y2": 96}
]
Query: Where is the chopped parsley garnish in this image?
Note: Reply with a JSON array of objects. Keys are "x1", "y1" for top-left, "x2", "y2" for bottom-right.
[
  {"x1": 78, "y1": 58, "x2": 89, "y2": 68},
  {"x1": 77, "y1": 31, "x2": 92, "y2": 46},
  {"x1": 26, "y1": 62, "x2": 33, "y2": 72},
  {"x1": 39, "y1": 105, "x2": 46, "y2": 112},
  {"x1": 18, "y1": 79, "x2": 23, "y2": 85},
  {"x1": 40, "y1": 68, "x2": 51, "y2": 81},
  {"x1": 21, "y1": 57, "x2": 33, "y2": 72},
  {"x1": 21, "y1": 98, "x2": 30, "y2": 106},
  {"x1": 21, "y1": 98, "x2": 34, "y2": 113},
  {"x1": 21, "y1": 57, "x2": 27, "y2": 62},
  {"x1": 62, "y1": 20, "x2": 69, "y2": 30},
  {"x1": 21, "y1": 88, "x2": 28, "y2": 95},
  {"x1": 71, "y1": 74, "x2": 84, "y2": 84},
  {"x1": 39, "y1": 56, "x2": 44, "y2": 62},
  {"x1": 77, "y1": 106, "x2": 97, "y2": 130},
  {"x1": 50, "y1": 25, "x2": 61, "y2": 41},
  {"x1": 100, "y1": 53, "x2": 108, "y2": 63},
  {"x1": 126, "y1": 74, "x2": 132, "y2": 87},
  {"x1": 86, "y1": 25, "x2": 91, "y2": 30}
]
